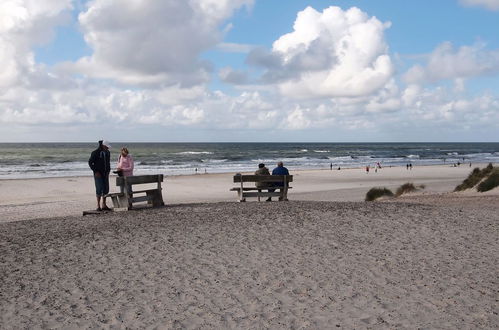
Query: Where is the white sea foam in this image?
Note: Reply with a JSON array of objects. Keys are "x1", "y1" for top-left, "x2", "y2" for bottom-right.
[{"x1": 176, "y1": 151, "x2": 214, "y2": 155}]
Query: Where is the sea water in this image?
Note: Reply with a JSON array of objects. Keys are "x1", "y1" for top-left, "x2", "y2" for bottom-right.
[{"x1": 0, "y1": 142, "x2": 498, "y2": 179}]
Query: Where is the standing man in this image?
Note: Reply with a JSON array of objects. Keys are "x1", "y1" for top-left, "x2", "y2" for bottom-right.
[
  {"x1": 272, "y1": 161, "x2": 290, "y2": 201},
  {"x1": 88, "y1": 140, "x2": 112, "y2": 211}
]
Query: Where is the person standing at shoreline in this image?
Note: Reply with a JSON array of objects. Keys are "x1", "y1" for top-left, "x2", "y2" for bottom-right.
[
  {"x1": 88, "y1": 140, "x2": 111, "y2": 211},
  {"x1": 116, "y1": 147, "x2": 134, "y2": 194},
  {"x1": 116, "y1": 147, "x2": 134, "y2": 177}
]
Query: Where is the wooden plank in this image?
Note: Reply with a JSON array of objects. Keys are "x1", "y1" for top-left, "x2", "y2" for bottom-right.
[
  {"x1": 230, "y1": 187, "x2": 293, "y2": 191},
  {"x1": 242, "y1": 192, "x2": 282, "y2": 198},
  {"x1": 129, "y1": 188, "x2": 161, "y2": 195},
  {"x1": 105, "y1": 192, "x2": 124, "y2": 198},
  {"x1": 233, "y1": 175, "x2": 293, "y2": 183},
  {"x1": 116, "y1": 174, "x2": 163, "y2": 186},
  {"x1": 130, "y1": 195, "x2": 154, "y2": 203}
]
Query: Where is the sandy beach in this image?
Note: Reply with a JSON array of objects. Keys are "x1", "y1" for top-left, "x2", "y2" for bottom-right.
[
  {"x1": 1, "y1": 164, "x2": 498, "y2": 328},
  {"x1": 0, "y1": 164, "x2": 483, "y2": 222}
]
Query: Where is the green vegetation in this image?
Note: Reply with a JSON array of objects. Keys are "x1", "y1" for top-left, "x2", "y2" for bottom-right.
[
  {"x1": 454, "y1": 163, "x2": 494, "y2": 191},
  {"x1": 477, "y1": 168, "x2": 499, "y2": 192},
  {"x1": 365, "y1": 187, "x2": 394, "y2": 201},
  {"x1": 395, "y1": 183, "x2": 417, "y2": 197}
]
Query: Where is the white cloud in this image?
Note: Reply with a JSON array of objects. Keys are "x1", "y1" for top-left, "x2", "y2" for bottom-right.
[
  {"x1": 459, "y1": 0, "x2": 499, "y2": 10},
  {"x1": 404, "y1": 42, "x2": 499, "y2": 84},
  {"x1": 0, "y1": 0, "x2": 72, "y2": 88},
  {"x1": 246, "y1": 6, "x2": 394, "y2": 99},
  {"x1": 219, "y1": 67, "x2": 249, "y2": 84},
  {"x1": 1, "y1": 2, "x2": 499, "y2": 142},
  {"x1": 73, "y1": 0, "x2": 253, "y2": 87}
]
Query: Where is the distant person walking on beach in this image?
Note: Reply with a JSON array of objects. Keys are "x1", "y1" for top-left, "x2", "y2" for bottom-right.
[
  {"x1": 88, "y1": 140, "x2": 111, "y2": 211},
  {"x1": 255, "y1": 163, "x2": 271, "y2": 201},
  {"x1": 271, "y1": 161, "x2": 290, "y2": 201},
  {"x1": 366, "y1": 165, "x2": 370, "y2": 174},
  {"x1": 116, "y1": 147, "x2": 134, "y2": 177}
]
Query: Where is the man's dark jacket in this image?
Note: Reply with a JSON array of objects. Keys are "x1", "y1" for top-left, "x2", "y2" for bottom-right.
[
  {"x1": 272, "y1": 165, "x2": 290, "y2": 187},
  {"x1": 88, "y1": 147, "x2": 111, "y2": 176}
]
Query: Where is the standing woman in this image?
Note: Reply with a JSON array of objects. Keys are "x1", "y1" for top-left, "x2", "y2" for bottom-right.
[{"x1": 116, "y1": 147, "x2": 134, "y2": 177}]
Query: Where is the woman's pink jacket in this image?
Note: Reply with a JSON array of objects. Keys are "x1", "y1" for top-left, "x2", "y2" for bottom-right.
[{"x1": 117, "y1": 155, "x2": 134, "y2": 177}]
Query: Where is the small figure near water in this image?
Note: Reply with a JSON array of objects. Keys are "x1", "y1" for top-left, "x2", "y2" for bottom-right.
[{"x1": 88, "y1": 140, "x2": 111, "y2": 212}]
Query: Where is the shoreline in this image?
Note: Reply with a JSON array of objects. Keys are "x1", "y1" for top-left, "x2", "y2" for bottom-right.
[{"x1": 0, "y1": 161, "x2": 486, "y2": 181}]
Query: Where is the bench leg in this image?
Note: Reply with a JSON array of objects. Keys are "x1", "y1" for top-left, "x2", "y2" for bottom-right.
[
  {"x1": 279, "y1": 188, "x2": 289, "y2": 201},
  {"x1": 237, "y1": 190, "x2": 245, "y2": 202},
  {"x1": 145, "y1": 190, "x2": 164, "y2": 207}
]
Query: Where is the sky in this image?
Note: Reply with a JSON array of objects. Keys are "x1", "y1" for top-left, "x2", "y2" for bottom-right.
[{"x1": 1, "y1": 0, "x2": 499, "y2": 142}]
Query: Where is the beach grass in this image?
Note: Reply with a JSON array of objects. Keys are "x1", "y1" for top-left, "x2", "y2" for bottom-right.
[
  {"x1": 454, "y1": 163, "x2": 494, "y2": 191},
  {"x1": 395, "y1": 183, "x2": 417, "y2": 197},
  {"x1": 477, "y1": 168, "x2": 499, "y2": 192},
  {"x1": 365, "y1": 187, "x2": 394, "y2": 201}
]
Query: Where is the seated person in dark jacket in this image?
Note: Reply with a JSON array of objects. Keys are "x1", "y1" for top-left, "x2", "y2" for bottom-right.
[
  {"x1": 272, "y1": 161, "x2": 290, "y2": 178},
  {"x1": 255, "y1": 163, "x2": 272, "y2": 201},
  {"x1": 270, "y1": 161, "x2": 290, "y2": 201}
]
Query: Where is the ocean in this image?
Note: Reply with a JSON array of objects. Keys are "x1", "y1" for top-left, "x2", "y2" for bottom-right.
[{"x1": 1, "y1": 142, "x2": 498, "y2": 179}]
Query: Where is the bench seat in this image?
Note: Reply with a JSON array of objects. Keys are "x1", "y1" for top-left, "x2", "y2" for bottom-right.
[
  {"x1": 230, "y1": 174, "x2": 292, "y2": 202},
  {"x1": 106, "y1": 174, "x2": 164, "y2": 211},
  {"x1": 230, "y1": 187, "x2": 293, "y2": 191}
]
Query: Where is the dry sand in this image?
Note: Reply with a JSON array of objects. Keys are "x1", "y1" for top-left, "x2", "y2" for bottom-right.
[
  {"x1": 1, "y1": 197, "x2": 498, "y2": 328},
  {"x1": 1, "y1": 164, "x2": 498, "y2": 328},
  {"x1": 0, "y1": 164, "x2": 481, "y2": 222}
]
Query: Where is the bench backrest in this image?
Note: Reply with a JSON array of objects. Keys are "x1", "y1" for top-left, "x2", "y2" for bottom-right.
[
  {"x1": 116, "y1": 174, "x2": 164, "y2": 186},
  {"x1": 233, "y1": 175, "x2": 293, "y2": 183}
]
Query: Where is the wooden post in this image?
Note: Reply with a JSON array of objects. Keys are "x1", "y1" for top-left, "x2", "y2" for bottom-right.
[
  {"x1": 239, "y1": 177, "x2": 245, "y2": 202},
  {"x1": 125, "y1": 177, "x2": 133, "y2": 209},
  {"x1": 282, "y1": 175, "x2": 288, "y2": 201}
]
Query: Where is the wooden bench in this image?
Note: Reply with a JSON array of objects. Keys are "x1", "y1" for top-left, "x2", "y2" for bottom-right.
[
  {"x1": 106, "y1": 174, "x2": 164, "y2": 211},
  {"x1": 230, "y1": 174, "x2": 293, "y2": 202}
]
